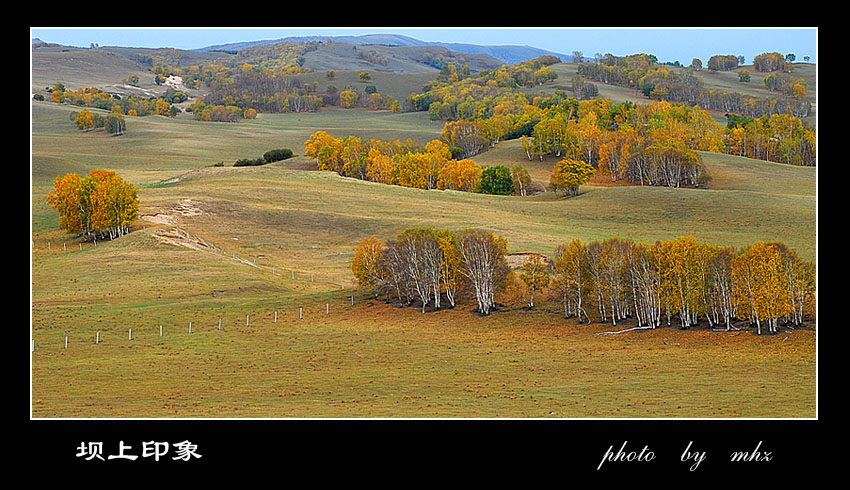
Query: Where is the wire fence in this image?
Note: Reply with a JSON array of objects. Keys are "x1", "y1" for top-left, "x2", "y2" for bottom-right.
[{"x1": 31, "y1": 227, "x2": 361, "y2": 354}]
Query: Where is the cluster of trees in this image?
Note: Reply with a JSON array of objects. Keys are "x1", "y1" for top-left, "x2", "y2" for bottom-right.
[
  {"x1": 155, "y1": 62, "x2": 234, "y2": 91},
  {"x1": 544, "y1": 236, "x2": 815, "y2": 333},
  {"x1": 186, "y1": 98, "x2": 257, "y2": 122},
  {"x1": 752, "y1": 52, "x2": 792, "y2": 73},
  {"x1": 519, "y1": 99, "x2": 716, "y2": 187},
  {"x1": 121, "y1": 74, "x2": 140, "y2": 86},
  {"x1": 199, "y1": 70, "x2": 323, "y2": 114},
  {"x1": 46, "y1": 83, "x2": 178, "y2": 117},
  {"x1": 70, "y1": 109, "x2": 126, "y2": 136},
  {"x1": 401, "y1": 55, "x2": 812, "y2": 171},
  {"x1": 706, "y1": 55, "x2": 742, "y2": 71},
  {"x1": 516, "y1": 96, "x2": 814, "y2": 170},
  {"x1": 576, "y1": 53, "x2": 811, "y2": 119},
  {"x1": 574, "y1": 53, "x2": 669, "y2": 88},
  {"x1": 304, "y1": 131, "x2": 539, "y2": 195},
  {"x1": 338, "y1": 86, "x2": 397, "y2": 111},
  {"x1": 356, "y1": 49, "x2": 389, "y2": 66},
  {"x1": 763, "y1": 72, "x2": 808, "y2": 97},
  {"x1": 305, "y1": 131, "x2": 479, "y2": 190},
  {"x1": 146, "y1": 43, "x2": 313, "y2": 88},
  {"x1": 353, "y1": 231, "x2": 816, "y2": 334},
  {"x1": 141, "y1": 44, "x2": 321, "y2": 114},
  {"x1": 550, "y1": 237, "x2": 815, "y2": 334},
  {"x1": 352, "y1": 228, "x2": 509, "y2": 315},
  {"x1": 571, "y1": 75, "x2": 599, "y2": 100},
  {"x1": 406, "y1": 55, "x2": 561, "y2": 118},
  {"x1": 725, "y1": 113, "x2": 816, "y2": 166},
  {"x1": 47, "y1": 170, "x2": 139, "y2": 241},
  {"x1": 415, "y1": 50, "x2": 495, "y2": 73},
  {"x1": 227, "y1": 41, "x2": 321, "y2": 74},
  {"x1": 196, "y1": 67, "x2": 398, "y2": 115}
]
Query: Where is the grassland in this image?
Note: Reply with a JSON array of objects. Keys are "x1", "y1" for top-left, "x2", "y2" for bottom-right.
[{"x1": 31, "y1": 93, "x2": 816, "y2": 418}]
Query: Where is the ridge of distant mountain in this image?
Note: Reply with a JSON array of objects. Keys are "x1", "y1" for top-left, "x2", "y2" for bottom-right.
[{"x1": 197, "y1": 33, "x2": 568, "y2": 65}]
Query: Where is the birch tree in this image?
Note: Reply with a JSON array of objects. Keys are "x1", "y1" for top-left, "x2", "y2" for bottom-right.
[
  {"x1": 519, "y1": 255, "x2": 550, "y2": 309},
  {"x1": 456, "y1": 229, "x2": 509, "y2": 315}
]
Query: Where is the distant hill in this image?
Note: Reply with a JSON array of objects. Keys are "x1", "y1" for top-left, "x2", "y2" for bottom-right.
[
  {"x1": 198, "y1": 33, "x2": 568, "y2": 65},
  {"x1": 298, "y1": 42, "x2": 505, "y2": 74}
]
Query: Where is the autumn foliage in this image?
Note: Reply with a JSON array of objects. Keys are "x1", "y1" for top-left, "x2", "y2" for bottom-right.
[
  {"x1": 47, "y1": 83, "x2": 175, "y2": 118},
  {"x1": 549, "y1": 159, "x2": 596, "y2": 196},
  {"x1": 353, "y1": 228, "x2": 509, "y2": 315},
  {"x1": 354, "y1": 232, "x2": 815, "y2": 333},
  {"x1": 305, "y1": 132, "x2": 507, "y2": 194},
  {"x1": 402, "y1": 55, "x2": 813, "y2": 168},
  {"x1": 47, "y1": 170, "x2": 139, "y2": 241}
]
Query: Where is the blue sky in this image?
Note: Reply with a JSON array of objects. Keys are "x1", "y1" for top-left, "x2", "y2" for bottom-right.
[{"x1": 30, "y1": 27, "x2": 818, "y2": 64}]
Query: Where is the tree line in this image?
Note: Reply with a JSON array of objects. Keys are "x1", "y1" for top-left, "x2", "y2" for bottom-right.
[
  {"x1": 70, "y1": 109, "x2": 126, "y2": 136},
  {"x1": 399, "y1": 58, "x2": 814, "y2": 168},
  {"x1": 44, "y1": 83, "x2": 179, "y2": 118},
  {"x1": 352, "y1": 230, "x2": 816, "y2": 334},
  {"x1": 186, "y1": 98, "x2": 258, "y2": 122},
  {"x1": 519, "y1": 97, "x2": 814, "y2": 170},
  {"x1": 575, "y1": 53, "x2": 811, "y2": 119},
  {"x1": 353, "y1": 228, "x2": 510, "y2": 315},
  {"x1": 545, "y1": 236, "x2": 815, "y2": 334},
  {"x1": 47, "y1": 170, "x2": 139, "y2": 241},
  {"x1": 305, "y1": 131, "x2": 492, "y2": 191},
  {"x1": 304, "y1": 131, "x2": 592, "y2": 196}
]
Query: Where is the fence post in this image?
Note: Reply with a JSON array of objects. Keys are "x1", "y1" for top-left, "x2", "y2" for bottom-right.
[
  {"x1": 129, "y1": 328, "x2": 132, "y2": 340},
  {"x1": 160, "y1": 325, "x2": 163, "y2": 337},
  {"x1": 96, "y1": 332, "x2": 100, "y2": 344},
  {"x1": 219, "y1": 318, "x2": 222, "y2": 330},
  {"x1": 65, "y1": 336, "x2": 68, "y2": 349},
  {"x1": 274, "y1": 311, "x2": 278, "y2": 323},
  {"x1": 189, "y1": 322, "x2": 192, "y2": 334},
  {"x1": 326, "y1": 303, "x2": 329, "y2": 314},
  {"x1": 299, "y1": 308, "x2": 302, "y2": 319}
]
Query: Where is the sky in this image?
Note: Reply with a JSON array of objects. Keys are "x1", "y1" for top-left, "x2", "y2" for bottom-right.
[{"x1": 30, "y1": 27, "x2": 818, "y2": 65}]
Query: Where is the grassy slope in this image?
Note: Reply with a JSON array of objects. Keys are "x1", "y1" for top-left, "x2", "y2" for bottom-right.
[{"x1": 31, "y1": 77, "x2": 816, "y2": 417}]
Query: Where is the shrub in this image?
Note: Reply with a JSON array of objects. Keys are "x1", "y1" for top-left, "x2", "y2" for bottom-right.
[
  {"x1": 233, "y1": 157, "x2": 266, "y2": 167},
  {"x1": 263, "y1": 148, "x2": 293, "y2": 163}
]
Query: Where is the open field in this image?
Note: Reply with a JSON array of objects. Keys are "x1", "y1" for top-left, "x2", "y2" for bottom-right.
[{"x1": 31, "y1": 92, "x2": 816, "y2": 418}]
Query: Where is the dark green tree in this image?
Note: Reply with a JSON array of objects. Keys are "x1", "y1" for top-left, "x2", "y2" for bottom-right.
[{"x1": 478, "y1": 166, "x2": 513, "y2": 195}]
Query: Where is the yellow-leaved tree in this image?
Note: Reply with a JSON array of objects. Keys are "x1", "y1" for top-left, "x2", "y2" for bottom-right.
[
  {"x1": 549, "y1": 159, "x2": 595, "y2": 197},
  {"x1": 47, "y1": 170, "x2": 138, "y2": 241}
]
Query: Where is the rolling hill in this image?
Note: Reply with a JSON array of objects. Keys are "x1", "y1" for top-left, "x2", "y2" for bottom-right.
[
  {"x1": 198, "y1": 33, "x2": 569, "y2": 65},
  {"x1": 29, "y1": 30, "x2": 817, "y2": 419},
  {"x1": 30, "y1": 101, "x2": 816, "y2": 418}
]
